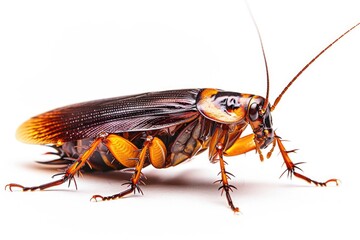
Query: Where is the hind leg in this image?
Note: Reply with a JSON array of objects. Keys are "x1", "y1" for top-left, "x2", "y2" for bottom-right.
[{"x1": 6, "y1": 135, "x2": 106, "y2": 192}]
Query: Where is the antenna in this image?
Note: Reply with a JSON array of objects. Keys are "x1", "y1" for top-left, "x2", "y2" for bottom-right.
[
  {"x1": 245, "y1": 1, "x2": 270, "y2": 113},
  {"x1": 271, "y1": 22, "x2": 360, "y2": 112}
]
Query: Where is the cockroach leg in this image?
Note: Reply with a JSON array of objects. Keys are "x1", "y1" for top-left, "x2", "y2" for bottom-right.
[
  {"x1": 91, "y1": 183, "x2": 139, "y2": 201},
  {"x1": 5, "y1": 177, "x2": 70, "y2": 192},
  {"x1": 266, "y1": 138, "x2": 277, "y2": 159},
  {"x1": 292, "y1": 172, "x2": 339, "y2": 186},
  {"x1": 36, "y1": 158, "x2": 76, "y2": 166},
  {"x1": 276, "y1": 134, "x2": 339, "y2": 186},
  {"x1": 5, "y1": 136, "x2": 104, "y2": 192},
  {"x1": 43, "y1": 144, "x2": 66, "y2": 157},
  {"x1": 5, "y1": 183, "x2": 25, "y2": 191},
  {"x1": 91, "y1": 135, "x2": 156, "y2": 201},
  {"x1": 215, "y1": 142, "x2": 240, "y2": 213}
]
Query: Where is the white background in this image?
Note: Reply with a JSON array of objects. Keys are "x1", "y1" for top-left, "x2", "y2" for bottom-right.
[{"x1": 0, "y1": 0, "x2": 359, "y2": 239}]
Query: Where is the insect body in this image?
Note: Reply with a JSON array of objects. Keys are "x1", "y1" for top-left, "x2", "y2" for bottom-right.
[{"x1": 6, "y1": 22, "x2": 359, "y2": 212}]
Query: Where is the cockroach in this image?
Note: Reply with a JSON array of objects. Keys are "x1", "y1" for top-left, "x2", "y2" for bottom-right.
[{"x1": 6, "y1": 20, "x2": 359, "y2": 212}]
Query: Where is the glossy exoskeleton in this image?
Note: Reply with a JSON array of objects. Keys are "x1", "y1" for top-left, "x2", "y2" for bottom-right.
[{"x1": 6, "y1": 22, "x2": 359, "y2": 212}]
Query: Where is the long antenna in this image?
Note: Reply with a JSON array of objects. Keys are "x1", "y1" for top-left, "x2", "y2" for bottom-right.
[
  {"x1": 271, "y1": 22, "x2": 360, "y2": 112},
  {"x1": 245, "y1": 1, "x2": 270, "y2": 113}
]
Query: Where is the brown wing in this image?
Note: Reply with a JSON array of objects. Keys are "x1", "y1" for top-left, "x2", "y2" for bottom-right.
[{"x1": 17, "y1": 89, "x2": 201, "y2": 145}]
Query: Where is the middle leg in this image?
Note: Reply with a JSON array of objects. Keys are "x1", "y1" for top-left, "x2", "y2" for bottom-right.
[{"x1": 91, "y1": 135, "x2": 167, "y2": 201}]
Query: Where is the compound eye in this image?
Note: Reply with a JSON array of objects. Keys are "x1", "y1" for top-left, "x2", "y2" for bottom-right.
[{"x1": 249, "y1": 102, "x2": 259, "y2": 121}]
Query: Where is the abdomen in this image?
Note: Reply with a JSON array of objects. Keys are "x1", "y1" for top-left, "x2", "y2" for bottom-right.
[{"x1": 57, "y1": 117, "x2": 215, "y2": 172}]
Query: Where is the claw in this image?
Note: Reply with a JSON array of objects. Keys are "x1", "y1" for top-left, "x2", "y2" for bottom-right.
[
  {"x1": 326, "y1": 178, "x2": 340, "y2": 186},
  {"x1": 90, "y1": 195, "x2": 105, "y2": 202},
  {"x1": 5, "y1": 183, "x2": 25, "y2": 192}
]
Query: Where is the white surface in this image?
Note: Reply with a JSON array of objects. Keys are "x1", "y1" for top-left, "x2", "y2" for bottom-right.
[{"x1": 0, "y1": 1, "x2": 359, "y2": 239}]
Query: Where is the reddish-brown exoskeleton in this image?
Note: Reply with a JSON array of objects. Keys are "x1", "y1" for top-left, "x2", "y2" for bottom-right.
[{"x1": 6, "y1": 21, "x2": 359, "y2": 212}]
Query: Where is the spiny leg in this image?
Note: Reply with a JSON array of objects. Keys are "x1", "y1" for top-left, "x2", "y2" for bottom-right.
[
  {"x1": 91, "y1": 135, "x2": 156, "y2": 201},
  {"x1": 275, "y1": 134, "x2": 338, "y2": 186},
  {"x1": 215, "y1": 142, "x2": 239, "y2": 213},
  {"x1": 223, "y1": 133, "x2": 272, "y2": 212},
  {"x1": 5, "y1": 136, "x2": 104, "y2": 192}
]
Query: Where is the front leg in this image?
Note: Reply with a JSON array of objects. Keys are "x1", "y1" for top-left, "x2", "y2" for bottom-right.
[
  {"x1": 275, "y1": 134, "x2": 339, "y2": 186},
  {"x1": 224, "y1": 133, "x2": 266, "y2": 161}
]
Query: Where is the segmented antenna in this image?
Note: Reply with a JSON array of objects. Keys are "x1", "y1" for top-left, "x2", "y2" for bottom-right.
[
  {"x1": 246, "y1": 2, "x2": 270, "y2": 113},
  {"x1": 271, "y1": 22, "x2": 360, "y2": 112}
]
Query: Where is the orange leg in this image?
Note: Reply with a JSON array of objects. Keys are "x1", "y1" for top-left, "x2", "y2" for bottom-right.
[
  {"x1": 90, "y1": 135, "x2": 148, "y2": 201},
  {"x1": 215, "y1": 133, "x2": 261, "y2": 212},
  {"x1": 6, "y1": 132, "x2": 168, "y2": 201},
  {"x1": 91, "y1": 135, "x2": 167, "y2": 201},
  {"x1": 215, "y1": 142, "x2": 240, "y2": 212},
  {"x1": 224, "y1": 133, "x2": 267, "y2": 161},
  {"x1": 275, "y1": 134, "x2": 338, "y2": 186},
  {"x1": 5, "y1": 136, "x2": 104, "y2": 192},
  {"x1": 209, "y1": 129, "x2": 243, "y2": 212}
]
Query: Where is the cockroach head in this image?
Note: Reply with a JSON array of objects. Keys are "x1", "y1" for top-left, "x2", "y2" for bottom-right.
[{"x1": 248, "y1": 96, "x2": 274, "y2": 149}]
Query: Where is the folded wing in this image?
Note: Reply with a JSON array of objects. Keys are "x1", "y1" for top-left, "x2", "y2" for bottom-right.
[{"x1": 17, "y1": 89, "x2": 201, "y2": 144}]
